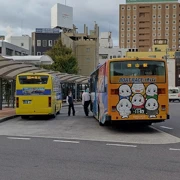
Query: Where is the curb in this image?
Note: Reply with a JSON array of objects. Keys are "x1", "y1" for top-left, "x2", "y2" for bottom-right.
[{"x1": 0, "y1": 115, "x2": 19, "y2": 123}]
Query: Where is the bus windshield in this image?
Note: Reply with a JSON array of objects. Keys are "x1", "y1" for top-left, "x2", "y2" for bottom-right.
[
  {"x1": 110, "y1": 60, "x2": 165, "y2": 83},
  {"x1": 19, "y1": 75, "x2": 49, "y2": 84}
]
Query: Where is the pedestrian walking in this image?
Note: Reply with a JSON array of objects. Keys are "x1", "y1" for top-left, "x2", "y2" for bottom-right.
[
  {"x1": 82, "y1": 88, "x2": 90, "y2": 116},
  {"x1": 66, "y1": 91, "x2": 75, "y2": 116}
]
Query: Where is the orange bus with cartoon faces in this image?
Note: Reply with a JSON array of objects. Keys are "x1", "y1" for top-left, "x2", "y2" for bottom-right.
[{"x1": 89, "y1": 57, "x2": 169, "y2": 126}]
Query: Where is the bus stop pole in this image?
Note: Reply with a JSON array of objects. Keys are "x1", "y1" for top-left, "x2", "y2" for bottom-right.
[
  {"x1": 0, "y1": 78, "x2": 2, "y2": 110},
  {"x1": 75, "y1": 82, "x2": 77, "y2": 102},
  {"x1": 12, "y1": 80, "x2": 15, "y2": 108}
]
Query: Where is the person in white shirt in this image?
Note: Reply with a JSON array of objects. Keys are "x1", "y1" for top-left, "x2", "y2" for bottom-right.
[{"x1": 82, "y1": 88, "x2": 90, "y2": 116}]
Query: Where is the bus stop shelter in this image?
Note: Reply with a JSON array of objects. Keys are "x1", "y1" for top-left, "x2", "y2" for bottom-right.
[{"x1": 0, "y1": 56, "x2": 89, "y2": 110}]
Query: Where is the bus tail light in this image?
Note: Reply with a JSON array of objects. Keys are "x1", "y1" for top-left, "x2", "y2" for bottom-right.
[
  {"x1": 158, "y1": 88, "x2": 165, "y2": 94},
  {"x1": 112, "y1": 106, "x2": 116, "y2": 112},
  {"x1": 161, "y1": 105, "x2": 166, "y2": 111},
  {"x1": 111, "y1": 89, "x2": 119, "y2": 95},
  {"x1": 16, "y1": 97, "x2": 19, "y2": 108},
  {"x1": 48, "y1": 97, "x2": 51, "y2": 107}
]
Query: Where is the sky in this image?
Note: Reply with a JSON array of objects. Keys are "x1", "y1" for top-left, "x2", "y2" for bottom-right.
[
  {"x1": 0, "y1": 0, "x2": 180, "y2": 46},
  {"x1": 0, "y1": 0, "x2": 127, "y2": 46}
]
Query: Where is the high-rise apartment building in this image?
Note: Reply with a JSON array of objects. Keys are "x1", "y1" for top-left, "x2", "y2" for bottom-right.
[{"x1": 119, "y1": 0, "x2": 180, "y2": 51}]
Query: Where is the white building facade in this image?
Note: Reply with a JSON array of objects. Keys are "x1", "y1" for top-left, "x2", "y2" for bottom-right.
[
  {"x1": 0, "y1": 40, "x2": 30, "y2": 56},
  {"x1": 7, "y1": 35, "x2": 32, "y2": 54}
]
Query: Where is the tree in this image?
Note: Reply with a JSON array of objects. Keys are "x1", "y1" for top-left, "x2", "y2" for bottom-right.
[{"x1": 43, "y1": 38, "x2": 78, "y2": 74}]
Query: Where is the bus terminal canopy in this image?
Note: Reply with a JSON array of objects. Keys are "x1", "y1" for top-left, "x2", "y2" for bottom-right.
[{"x1": 0, "y1": 56, "x2": 89, "y2": 84}]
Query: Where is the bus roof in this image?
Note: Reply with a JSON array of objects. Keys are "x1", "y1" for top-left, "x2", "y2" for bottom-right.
[{"x1": 17, "y1": 72, "x2": 51, "y2": 76}]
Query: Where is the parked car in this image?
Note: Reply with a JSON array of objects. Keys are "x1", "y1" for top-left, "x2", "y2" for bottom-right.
[{"x1": 168, "y1": 87, "x2": 180, "y2": 102}]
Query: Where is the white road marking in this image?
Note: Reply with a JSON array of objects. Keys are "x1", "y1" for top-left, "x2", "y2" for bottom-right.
[
  {"x1": 53, "y1": 140, "x2": 80, "y2": 144},
  {"x1": 106, "y1": 143, "x2": 137, "y2": 148},
  {"x1": 160, "y1": 126, "x2": 173, "y2": 130},
  {"x1": 7, "y1": 137, "x2": 31, "y2": 140},
  {"x1": 169, "y1": 148, "x2": 180, "y2": 151}
]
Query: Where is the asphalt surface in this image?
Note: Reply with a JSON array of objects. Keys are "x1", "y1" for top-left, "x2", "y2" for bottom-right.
[{"x1": 0, "y1": 104, "x2": 180, "y2": 180}]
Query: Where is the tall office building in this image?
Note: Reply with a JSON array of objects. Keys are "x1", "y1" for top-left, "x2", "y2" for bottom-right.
[{"x1": 119, "y1": 0, "x2": 180, "y2": 51}]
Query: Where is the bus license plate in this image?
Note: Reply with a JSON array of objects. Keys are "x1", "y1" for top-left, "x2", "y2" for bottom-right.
[{"x1": 23, "y1": 100, "x2": 31, "y2": 104}]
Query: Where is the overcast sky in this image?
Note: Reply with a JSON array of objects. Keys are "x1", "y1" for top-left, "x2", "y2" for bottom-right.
[
  {"x1": 0, "y1": 0, "x2": 179, "y2": 46},
  {"x1": 0, "y1": 0, "x2": 128, "y2": 46}
]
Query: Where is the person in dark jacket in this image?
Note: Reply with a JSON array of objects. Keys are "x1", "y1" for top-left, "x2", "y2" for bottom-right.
[{"x1": 66, "y1": 91, "x2": 75, "y2": 116}]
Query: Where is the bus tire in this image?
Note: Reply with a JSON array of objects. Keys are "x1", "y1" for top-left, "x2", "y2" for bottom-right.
[
  {"x1": 98, "y1": 106, "x2": 104, "y2": 126},
  {"x1": 21, "y1": 115, "x2": 29, "y2": 119}
]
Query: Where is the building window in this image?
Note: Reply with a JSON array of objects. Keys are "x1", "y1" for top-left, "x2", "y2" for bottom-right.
[
  {"x1": 121, "y1": 34, "x2": 124, "y2": 37},
  {"x1": 173, "y1": 5, "x2": 176, "y2": 9},
  {"x1": 127, "y1": 16, "x2": 130, "y2": 19},
  {"x1": 153, "y1": 34, "x2": 156, "y2": 37},
  {"x1": 110, "y1": 56, "x2": 112, "y2": 59},
  {"x1": 133, "y1": 34, "x2": 136, "y2": 37},
  {"x1": 121, "y1": 22, "x2": 124, "y2": 25},
  {"x1": 133, "y1": 28, "x2": 136, "y2": 31},
  {"x1": 166, "y1": 33, "x2": 169, "y2": 36},
  {"x1": 127, "y1": 40, "x2": 130, "y2": 43},
  {"x1": 173, "y1": 45, "x2": 176, "y2": 48},
  {"x1": 158, "y1": 27, "x2": 161, "y2": 30},
  {"x1": 48, "y1": 40, "x2": 53, "y2": 47},
  {"x1": 166, "y1": 27, "x2": 169, "y2": 30},
  {"x1": 173, "y1": 20, "x2": 176, "y2": 24},
  {"x1": 173, "y1": 33, "x2": 176, "y2": 36},
  {"x1": 127, "y1": 28, "x2": 130, "y2": 31},
  {"x1": 86, "y1": 48, "x2": 90, "y2": 52},
  {"x1": 173, "y1": 39, "x2": 176, "y2": 42},
  {"x1": 121, "y1": 28, "x2": 124, "y2": 31},
  {"x1": 166, "y1": 15, "x2": 169, "y2": 18},
  {"x1": 158, "y1": 15, "x2": 161, "y2": 18},
  {"x1": 153, "y1": 21, "x2": 156, "y2": 24},
  {"x1": 21, "y1": 43, "x2": 24, "y2": 47},
  {"x1": 133, "y1": 6, "x2": 136, "y2": 10},
  {"x1": 173, "y1": 14, "x2": 176, "y2": 18},
  {"x1": 158, "y1": 5, "x2": 161, "y2": 9},
  {"x1": 158, "y1": 21, "x2": 161, "y2": 24},
  {"x1": 158, "y1": 33, "x2": 161, "y2": 36},
  {"x1": 166, "y1": 21, "x2": 169, "y2": 24},
  {"x1": 121, "y1": 16, "x2": 124, "y2": 19},
  {"x1": 102, "y1": 55, "x2": 108, "y2": 59},
  {"x1": 153, "y1": 5, "x2": 156, "y2": 9},
  {"x1": 166, "y1": 5, "x2": 169, "y2": 9},
  {"x1": 127, "y1": 21, "x2": 130, "y2": 25},
  {"x1": 42, "y1": 40, "x2": 47, "y2": 47},
  {"x1": 173, "y1": 26, "x2": 176, "y2": 30},
  {"x1": 153, "y1": 27, "x2": 156, "y2": 30},
  {"x1": 37, "y1": 40, "x2": 41, "y2": 46},
  {"x1": 127, "y1": 34, "x2": 130, "y2": 37},
  {"x1": 133, "y1": 40, "x2": 136, "y2": 42},
  {"x1": 133, "y1": 15, "x2": 136, "y2": 19},
  {"x1": 37, "y1": 52, "x2": 41, "y2": 55},
  {"x1": 54, "y1": 40, "x2": 58, "y2": 44},
  {"x1": 121, "y1": 39, "x2": 124, "y2": 43},
  {"x1": 127, "y1": 6, "x2": 131, "y2": 10},
  {"x1": 153, "y1": 15, "x2": 156, "y2": 18},
  {"x1": 121, "y1": 6, "x2": 125, "y2": 10},
  {"x1": 133, "y1": 21, "x2": 136, "y2": 25},
  {"x1": 113, "y1": 55, "x2": 116, "y2": 58}
]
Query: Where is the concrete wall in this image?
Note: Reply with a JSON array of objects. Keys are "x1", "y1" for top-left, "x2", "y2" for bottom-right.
[{"x1": 167, "y1": 59, "x2": 175, "y2": 87}]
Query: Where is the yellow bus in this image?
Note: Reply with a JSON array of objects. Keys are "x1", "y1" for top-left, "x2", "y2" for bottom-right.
[
  {"x1": 15, "y1": 73, "x2": 62, "y2": 119},
  {"x1": 90, "y1": 57, "x2": 169, "y2": 126}
]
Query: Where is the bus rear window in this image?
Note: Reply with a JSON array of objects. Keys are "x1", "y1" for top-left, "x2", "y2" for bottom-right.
[
  {"x1": 110, "y1": 61, "x2": 165, "y2": 76},
  {"x1": 110, "y1": 60, "x2": 165, "y2": 83},
  {"x1": 19, "y1": 75, "x2": 49, "y2": 84}
]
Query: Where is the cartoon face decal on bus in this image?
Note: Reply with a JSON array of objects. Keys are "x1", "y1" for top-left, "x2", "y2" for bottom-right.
[
  {"x1": 145, "y1": 98, "x2": 159, "y2": 118},
  {"x1": 119, "y1": 84, "x2": 131, "y2": 100},
  {"x1": 117, "y1": 99, "x2": 132, "y2": 118},
  {"x1": 132, "y1": 83, "x2": 145, "y2": 95},
  {"x1": 131, "y1": 94, "x2": 145, "y2": 114},
  {"x1": 116, "y1": 83, "x2": 159, "y2": 118},
  {"x1": 146, "y1": 84, "x2": 158, "y2": 100}
]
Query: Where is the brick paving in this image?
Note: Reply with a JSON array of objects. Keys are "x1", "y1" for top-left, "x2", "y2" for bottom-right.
[{"x1": 0, "y1": 108, "x2": 15, "y2": 119}]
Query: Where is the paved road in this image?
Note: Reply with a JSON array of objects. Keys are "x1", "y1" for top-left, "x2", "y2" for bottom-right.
[
  {"x1": 0, "y1": 104, "x2": 180, "y2": 180},
  {"x1": 0, "y1": 105, "x2": 179, "y2": 144},
  {"x1": 153, "y1": 102, "x2": 180, "y2": 138}
]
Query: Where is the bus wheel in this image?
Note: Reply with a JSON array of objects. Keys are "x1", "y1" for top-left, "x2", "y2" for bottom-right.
[
  {"x1": 98, "y1": 106, "x2": 104, "y2": 126},
  {"x1": 21, "y1": 115, "x2": 29, "y2": 119}
]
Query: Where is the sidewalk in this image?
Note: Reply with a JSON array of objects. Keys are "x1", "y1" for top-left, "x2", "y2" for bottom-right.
[
  {"x1": 0, "y1": 108, "x2": 17, "y2": 122},
  {"x1": 0, "y1": 102, "x2": 82, "y2": 122}
]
